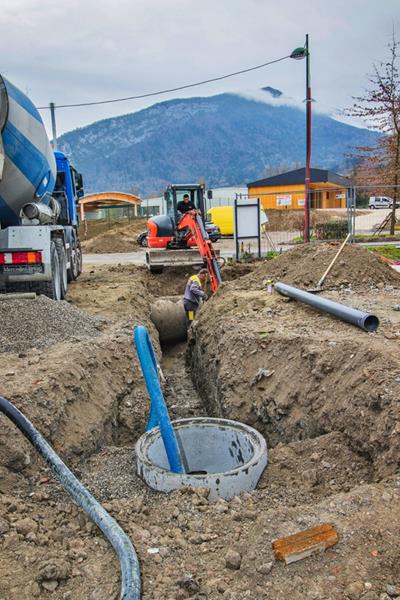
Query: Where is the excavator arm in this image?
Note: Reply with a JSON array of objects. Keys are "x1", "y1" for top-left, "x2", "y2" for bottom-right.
[{"x1": 177, "y1": 210, "x2": 222, "y2": 293}]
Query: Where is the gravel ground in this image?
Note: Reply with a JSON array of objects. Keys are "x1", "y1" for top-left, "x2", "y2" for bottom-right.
[
  {"x1": 0, "y1": 295, "x2": 107, "y2": 353},
  {"x1": 80, "y1": 447, "x2": 147, "y2": 501}
]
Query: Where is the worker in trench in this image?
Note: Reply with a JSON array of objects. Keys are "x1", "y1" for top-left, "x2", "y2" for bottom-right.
[{"x1": 183, "y1": 268, "x2": 209, "y2": 325}]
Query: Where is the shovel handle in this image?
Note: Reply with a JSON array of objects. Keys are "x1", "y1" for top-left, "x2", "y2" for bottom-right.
[{"x1": 317, "y1": 233, "x2": 351, "y2": 288}]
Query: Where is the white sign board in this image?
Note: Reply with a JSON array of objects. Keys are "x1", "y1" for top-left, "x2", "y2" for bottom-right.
[
  {"x1": 298, "y1": 198, "x2": 305, "y2": 207},
  {"x1": 336, "y1": 193, "x2": 346, "y2": 199},
  {"x1": 234, "y1": 197, "x2": 261, "y2": 259},
  {"x1": 276, "y1": 195, "x2": 292, "y2": 207}
]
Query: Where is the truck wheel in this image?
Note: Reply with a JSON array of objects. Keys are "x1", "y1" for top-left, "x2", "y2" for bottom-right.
[
  {"x1": 68, "y1": 237, "x2": 82, "y2": 281},
  {"x1": 55, "y1": 238, "x2": 68, "y2": 299},
  {"x1": 76, "y1": 240, "x2": 83, "y2": 276},
  {"x1": 38, "y1": 241, "x2": 61, "y2": 301}
]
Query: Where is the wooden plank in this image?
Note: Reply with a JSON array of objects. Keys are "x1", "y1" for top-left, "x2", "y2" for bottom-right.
[{"x1": 272, "y1": 523, "x2": 339, "y2": 565}]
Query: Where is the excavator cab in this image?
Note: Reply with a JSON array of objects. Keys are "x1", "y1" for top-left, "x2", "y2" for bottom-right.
[
  {"x1": 147, "y1": 184, "x2": 207, "y2": 251},
  {"x1": 164, "y1": 184, "x2": 206, "y2": 224}
]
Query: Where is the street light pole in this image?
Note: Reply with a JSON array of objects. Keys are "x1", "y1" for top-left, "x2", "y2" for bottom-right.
[
  {"x1": 304, "y1": 34, "x2": 311, "y2": 242},
  {"x1": 290, "y1": 35, "x2": 312, "y2": 242}
]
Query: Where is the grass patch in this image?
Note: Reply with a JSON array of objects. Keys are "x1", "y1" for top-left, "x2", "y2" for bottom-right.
[
  {"x1": 367, "y1": 245, "x2": 400, "y2": 262},
  {"x1": 265, "y1": 250, "x2": 281, "y2": 260}
]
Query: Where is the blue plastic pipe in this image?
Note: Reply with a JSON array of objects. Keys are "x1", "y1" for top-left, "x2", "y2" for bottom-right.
[
  {"x1": 0, "y1": 396, "x2": 140, "y2": 600},
  {"x1": 133, "y1": 325, "x2": 184, "y2": 474}
]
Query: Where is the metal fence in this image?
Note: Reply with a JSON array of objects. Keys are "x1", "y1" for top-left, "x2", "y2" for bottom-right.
[
  {"x1": 237, "y1": 185, "x2": 400, "y2": 250},
  {"x1": 237, "y1": 188, "x2": 349, "y2": 248},
  {"x1": 78, "y1": 204, "x2": 144, "y2": 239},
  {"x1": 349, "y1": 185, "x2": 400, "y2": 239}
]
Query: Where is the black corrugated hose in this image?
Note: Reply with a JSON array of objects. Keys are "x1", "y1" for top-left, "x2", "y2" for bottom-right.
[{"x1": 0, "y1": 396, "x2": 141, "y2": 599}]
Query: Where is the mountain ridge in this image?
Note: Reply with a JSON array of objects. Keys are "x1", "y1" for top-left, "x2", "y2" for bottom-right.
[{"x1": 58, "y1": 90, "x2": 378, "y2": 195}]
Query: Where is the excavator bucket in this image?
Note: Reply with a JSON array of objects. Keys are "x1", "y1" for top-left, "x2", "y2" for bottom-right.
[{"x1": 145, "y1": 248, "x2": 215, "y2": 272}]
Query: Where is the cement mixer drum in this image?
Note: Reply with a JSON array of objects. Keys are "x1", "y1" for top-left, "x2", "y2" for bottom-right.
[{"x1": 0, "y1": 75, "x2": 56, "y2": 227}]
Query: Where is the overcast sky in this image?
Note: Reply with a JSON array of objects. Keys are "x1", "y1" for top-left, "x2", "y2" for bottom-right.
[{"x1": 1, "y1": 0, "x2": 399, "y2": 135}]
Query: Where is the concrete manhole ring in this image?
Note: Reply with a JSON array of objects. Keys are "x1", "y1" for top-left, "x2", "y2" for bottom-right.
[{"x1": 135, "y1": 417, "x2": 268, "y2": 501}]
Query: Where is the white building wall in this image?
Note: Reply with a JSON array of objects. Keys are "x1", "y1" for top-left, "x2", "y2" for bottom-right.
[
  {"x1": 206, "y1": 186, "x2": 248, "y2": 209},
  {"x1": 140, "y1": 196, "x2": 165, "y2": 216}
]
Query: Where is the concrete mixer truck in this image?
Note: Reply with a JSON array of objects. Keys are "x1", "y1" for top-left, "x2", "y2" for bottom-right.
[{"x1": 0, "y1": 75, "x2": 83, "y2": 300}]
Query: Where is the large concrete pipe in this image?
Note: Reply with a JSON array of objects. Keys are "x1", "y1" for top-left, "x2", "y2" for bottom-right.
[{"x1": 150, "y1": 298, "x2": 188, "y2": 343}]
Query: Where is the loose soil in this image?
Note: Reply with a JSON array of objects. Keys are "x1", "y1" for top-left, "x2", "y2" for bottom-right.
[
  {"x1": 236, "y1": 242, "x2": 400, "y2": 289},
  {"x1": 1, "y1": 244, "x2": 400, "y2": 600},
  {"x1": 80, "y1": 218, "x2": 148, "y2": 254},
  {"x1": 265, "y1": 209, "x2": 368, "y2": 233}
]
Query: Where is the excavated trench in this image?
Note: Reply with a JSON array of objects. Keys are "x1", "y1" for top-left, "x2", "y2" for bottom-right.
[
  {"x1": 2, "y1": 261, "x2": 387, "y2": 498},
  {"x1": 85, "y1": 262, "x2": 389, "y2": 496}
]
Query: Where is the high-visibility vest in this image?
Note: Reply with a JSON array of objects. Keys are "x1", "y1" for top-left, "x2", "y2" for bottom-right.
[{"x1": 188, "y1": 274, "x2": 202, "y2": 286}]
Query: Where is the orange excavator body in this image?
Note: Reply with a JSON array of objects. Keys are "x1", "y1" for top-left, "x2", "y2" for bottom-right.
[{"x1": 146, "y1": 184, "x2": 222, "y2": 291}]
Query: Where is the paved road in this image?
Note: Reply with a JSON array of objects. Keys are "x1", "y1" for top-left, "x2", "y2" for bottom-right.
[
  {"x1": 83, "y1": 238, "x2": 400, "y2": 266},
  {"x1": 82, "y1": 241, "x2": 265, "y2": 265},
  {"x1": 354, "y1": 208, "x2": 392, "y2": 233},
  {"x1": 83, "y1": 251, "x2": 147, "y2": 265}
]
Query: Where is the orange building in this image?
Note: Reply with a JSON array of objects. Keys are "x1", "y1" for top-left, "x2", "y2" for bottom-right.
[{"x1": 248, "y1": 168, "x2": 351, "y2": 210}]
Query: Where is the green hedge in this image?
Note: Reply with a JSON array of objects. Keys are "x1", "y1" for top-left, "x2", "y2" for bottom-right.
[{"x1": 315, "y1": 220, "x2": 348, "y2": 240}]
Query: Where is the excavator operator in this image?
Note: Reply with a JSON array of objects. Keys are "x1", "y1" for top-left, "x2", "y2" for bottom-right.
[
  {"x1": 177, "y1": 193, "x2": 195, "y2": 214},
  {"x1": 183, "y1": 268, "x2": 209, "y2": 325}
]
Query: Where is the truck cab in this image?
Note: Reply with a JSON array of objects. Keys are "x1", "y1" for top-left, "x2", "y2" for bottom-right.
[{"x1": 53, "y1": 151, "x2": 84, "y2": 227}]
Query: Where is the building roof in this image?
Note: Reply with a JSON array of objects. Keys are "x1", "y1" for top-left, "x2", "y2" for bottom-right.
[{"x1": 248, "y1": 168, "x2": 351, "y2": 188}]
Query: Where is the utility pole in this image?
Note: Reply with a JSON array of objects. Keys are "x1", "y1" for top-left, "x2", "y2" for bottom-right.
[{"x1": 49, "y1": 102, "x2": 57, "y2": 151}]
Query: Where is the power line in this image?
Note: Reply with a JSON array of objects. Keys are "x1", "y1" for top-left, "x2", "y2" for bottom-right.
[{"x1": 36, "y1": 54, "x2": 291, "y2": 110}]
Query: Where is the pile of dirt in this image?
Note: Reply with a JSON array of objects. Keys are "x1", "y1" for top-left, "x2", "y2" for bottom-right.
[
  {"x1": 67, "y1": 263, "x2": 196, "y2": 321},
  {"x1": 0, "y1": 295, "x2": 106, "y2": 353},
  {"x1": 265, "y1": 209, "x2": 369, "y2": 233},
  {"x1": 233, "y1": 242, "x2": 400, "y2": 289},
  {"x1": 79, "y1": 218, "x2": 145, "y2": 241},
  {"x1": 80, "y1": 218, "x2": 147, "y2": 253}
]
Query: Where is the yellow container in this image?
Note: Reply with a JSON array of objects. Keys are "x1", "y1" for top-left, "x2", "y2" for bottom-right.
[{"x1": 207, "y1": 206, "x2": 234, "y2": 236}]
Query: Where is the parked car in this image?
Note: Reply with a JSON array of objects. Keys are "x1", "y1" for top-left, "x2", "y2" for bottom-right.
[
  {"x1": 205, "y1": 221, "x2": 221, "y2": 242},
  {"x1": 369, "y1": 196, "x2": 399, "y2": 209},
  {"x1": 136, "y1": 231, "x2": 148, "y2": 247},
  {"x1": 136, "y1": 222, "x2": 221, "y2": 247}
]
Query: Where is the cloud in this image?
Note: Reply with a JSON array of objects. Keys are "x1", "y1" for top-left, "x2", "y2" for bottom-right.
[{"x1": 1, "y1": 0, "x2": 399, "y2": 135}]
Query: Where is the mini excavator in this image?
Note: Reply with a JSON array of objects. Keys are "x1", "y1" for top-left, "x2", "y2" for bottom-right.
[{"x1": 145, "y1": 184, "x2": 222, "y2": 292}]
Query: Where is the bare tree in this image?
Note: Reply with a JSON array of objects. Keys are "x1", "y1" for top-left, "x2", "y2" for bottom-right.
[{"x1": 347, "y1": 32, "x2": 400, "y2": 234}]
